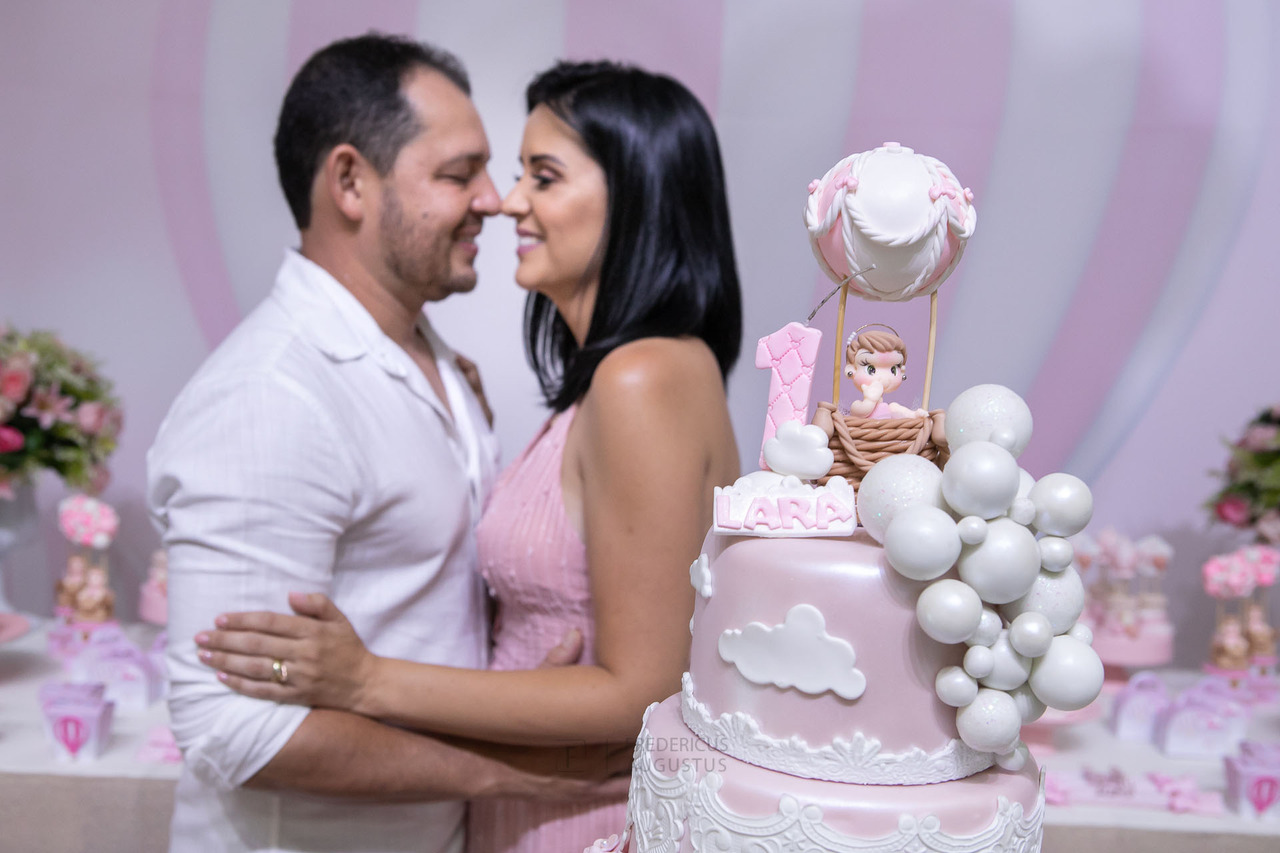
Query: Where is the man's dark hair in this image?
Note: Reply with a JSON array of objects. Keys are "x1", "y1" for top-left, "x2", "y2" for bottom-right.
[
  {"x1": 522, "y1": 61, "x2": 743, "y2": 411},
  {"x1": 274, "y1": 32, "x2": 469, "y2": 229}
]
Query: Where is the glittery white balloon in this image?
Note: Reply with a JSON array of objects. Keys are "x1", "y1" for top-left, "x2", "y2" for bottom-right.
[
  {"x1": 885, "y1": 505, "x2": 961, "y2": 581},
  {"x1": 1001, "y1": 566, "x2": 1086, "y2": 635},
  {"x1": 1038, "y1": 537, "x2": 1074, "y2": 573},
  {"x1": 936, "y1": 666, "x2": 979, "y2": 708},
  {"x1": 964, "y1": 644, "x2": 995, "y2": 679},
  {"x1": 1028, "y1": 635, "x2": 1104, "y2": 711},
  {"x1": 941, "y1": 441, "x2": 1021, "y2": 520},
  {"x1": 956, "y1": 517, "x2": 1041, "y2": 604},
  {"x1": 1009, "y1": 611, "x2": 1054, "y2": 658},
  {"x1": 1008, "y1": 683, "x2": 1046, "y2": 723},
  {"x1": 956, "y1": 688, "x2": 1023, "y2": 754},
  {"x1": 1028, "y1": 473, "x2": 1094, "y2": 537},
  {"x1": 916, "y1": 579, "x2": 984, "y2": 644},
  {"x1": 857, "y1": 454, "x2": 946, "y2": 543},
  {"x1": 945, "y1": 385, "x2": 1034, "y2": 458},
  {"x1": 978, "y1": 630, "x2": 1031, "y2": 691},
  {"x1": 966, "y1": 607, "x2": 1003, "y2": 647}
]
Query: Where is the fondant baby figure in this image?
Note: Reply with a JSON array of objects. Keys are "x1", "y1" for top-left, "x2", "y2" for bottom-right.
[
  {"x1": 56, "y1": 554, "x2": 89, "y2": 613},
  {"x1": 813, "y1": 329, "x2": 927, "y2": 436},
  {"x1": 74, "y1": 566, "x2": 115, "y2": 623},
  {"x1": 1211, "y1": 615, "x2": 1251, "y2": 672}
]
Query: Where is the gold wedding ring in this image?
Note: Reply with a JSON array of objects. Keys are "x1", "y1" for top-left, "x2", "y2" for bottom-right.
[{"x1": 271, "y1": 658, "x2": 289, "y2": 685}]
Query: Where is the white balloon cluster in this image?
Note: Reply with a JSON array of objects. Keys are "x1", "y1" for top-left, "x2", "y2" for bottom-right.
[{"x1": 857, "y1": 384, "x2": 1103, "y2": 770}]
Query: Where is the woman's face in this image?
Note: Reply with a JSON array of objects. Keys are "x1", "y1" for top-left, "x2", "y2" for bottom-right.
[{"x1": 503, "y1": 106, "x2": 609, "y2": 316}]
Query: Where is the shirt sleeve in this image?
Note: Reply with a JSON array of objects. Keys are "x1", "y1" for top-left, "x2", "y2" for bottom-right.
[{"x1": 147, "y1": 371, "x2": 357, "y2": 789}]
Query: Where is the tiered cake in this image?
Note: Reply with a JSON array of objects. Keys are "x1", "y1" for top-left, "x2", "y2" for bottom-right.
[{"x1": 592, "y1": 145, "x2": 1103, "y2": 853}]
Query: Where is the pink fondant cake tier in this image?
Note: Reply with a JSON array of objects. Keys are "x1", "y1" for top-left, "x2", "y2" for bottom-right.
[
  {"x1": 686, "y1": 532, "x2": 990, "y2": 783},
  {"x1": 617, "y1": 696, "x2": 1043, "y2": 851},
  {"x1": 1090, "y1": 623, "x2": 1173, "y2": 669}
]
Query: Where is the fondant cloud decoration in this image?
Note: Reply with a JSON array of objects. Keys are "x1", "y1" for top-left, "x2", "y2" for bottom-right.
[
  {"x1": 762, "y1": 421, "x2": 835, "y2": 481},
  {"x1": 689, "y1": 553, "x2": 713, "y2": 598},
  {"x1": 718, "y1": 604, "x2": 867, "y2": 700}
]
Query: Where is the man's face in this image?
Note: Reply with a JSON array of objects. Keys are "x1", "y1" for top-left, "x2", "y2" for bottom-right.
[{"x1": 376, "y1": 69, "x2": 500, "y2": 302}]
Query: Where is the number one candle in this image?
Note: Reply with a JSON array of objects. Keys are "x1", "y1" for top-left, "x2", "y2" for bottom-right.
[{"x1": 755, "y1": 322, "x2": 823, "y2": 467}]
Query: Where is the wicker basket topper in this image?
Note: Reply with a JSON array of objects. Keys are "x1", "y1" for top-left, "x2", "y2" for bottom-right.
[{"x1": 816, "y1": 401, "x2": 949, "y2": 489}]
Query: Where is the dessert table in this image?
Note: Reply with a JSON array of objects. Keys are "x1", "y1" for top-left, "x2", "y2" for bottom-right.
[
  {"x1": 2, "y1": 617, "x2": 1278, "y2": 852},
  {"x1": 0, "y1": 616, "x2": 177, "y2": 852}
]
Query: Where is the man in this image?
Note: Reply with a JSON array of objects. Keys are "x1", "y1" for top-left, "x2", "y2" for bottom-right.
[{"x1": 148, "y1": 34, "x2": 602, "y2": 853}]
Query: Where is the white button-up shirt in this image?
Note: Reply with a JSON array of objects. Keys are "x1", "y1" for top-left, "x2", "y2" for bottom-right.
[{"x1": 148, "y1": 250, "x2": 498, "y2": 853}]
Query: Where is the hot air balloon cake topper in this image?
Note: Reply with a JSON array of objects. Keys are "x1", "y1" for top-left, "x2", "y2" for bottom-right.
[{"x1": 792, "y1": 142, "x2": 975, "y2": 488}]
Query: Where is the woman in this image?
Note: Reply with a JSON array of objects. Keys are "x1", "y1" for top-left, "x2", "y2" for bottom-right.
[{"x1": 196, "y1": 60, "x2": 742, "y2": 849}]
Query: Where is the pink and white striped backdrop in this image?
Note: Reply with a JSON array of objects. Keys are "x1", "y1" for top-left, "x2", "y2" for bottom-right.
[{"x1": 2, "y1": 1, "x2": 1276, "y2": 663}]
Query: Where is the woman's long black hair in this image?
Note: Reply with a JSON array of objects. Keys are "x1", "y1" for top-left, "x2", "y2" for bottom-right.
[{"x1": 522, "y1": 61, "x2": 743, "y2": 412}]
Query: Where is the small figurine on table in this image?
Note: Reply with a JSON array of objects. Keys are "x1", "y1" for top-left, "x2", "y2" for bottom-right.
[
  {"x1": 1245, "y1": 602, "x2": 1276, "y2": 673},
  {"x1": 74, "y1": 566, "x2": 115, "y2": 623},
  {"x1": 55, "y1": 555, "x2": 89, "y2": 615},
  {"x1": 813, "y1": 328, "x2": 927, "y2": 437},
  {"x1": 1211, "y1": 615, "x2": 1252, "y2": 674}
]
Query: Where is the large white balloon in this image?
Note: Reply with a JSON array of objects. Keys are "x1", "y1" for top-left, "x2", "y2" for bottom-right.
[
  {"x1": 941, "y1": 441, "x2": 1021, "y2": 520},
  {"x1": 978, "y1": 631, "x2": 1031, "y2": 691},
  {"x1": 885, "y1": 505, "x2": 961, "y2": 581},
  {"x1": 857, "y1": 454, "x2": 946, "y2": 543},
  {"x1": 935, "y1": 666, "x2": 979, "y2": 708},
  {"x1": 945, "y1": 385, "x2": 1034, "y2": 457},
  {"x1": 1001, "y1": 566, "x2": 1086, "y2": 635},
  {"x1": 1028, "y1": 635, "x2": 1104, "y2": 711},
  {"x1": 1028, "y1": 473, "x2": 1094, "y2": 537},
  {"x1": 955, "y1": 689, "x2": 1023, "y2": 754},
  {"x1": 916, "y1": 579, "x2": 984, "y2": 644},
  {"x1": 956, "y1": 517, "x2": 1041, "y2": 604}
]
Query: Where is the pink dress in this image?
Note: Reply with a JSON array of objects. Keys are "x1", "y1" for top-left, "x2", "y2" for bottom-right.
[{"x1": 467, "y1": 406, "x2": 626, "y2": 852}]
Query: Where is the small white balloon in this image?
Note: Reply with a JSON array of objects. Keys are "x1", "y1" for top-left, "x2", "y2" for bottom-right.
[
  {"x1": 942, "y1": 441, "x2": 1021, "y2": 520},
  {"x1": 1038, "y1": 537, "x2": 1074, "y2": 573},
  {"x1": 989, "y1": 426, "x2": 1018, "y2": 452},
  {"x1": 1001, "y1": 566, "x2": 1086, "y2": 635},
  {"x1": 1016, "y1": 468, "x2": 1035, "y2": 500},
  {"x1": 857, "y1": 454, "x2": 946, "y2": 543},
  {"x1": 966, "y1": 607, "x2": 1003, "y2": 647},
  {"x1": 955, "y1": 688, "x2": 1023, "y2": 754},
  {"x1": 1028, "y1": 635, "x2": 1104, "y2": 711},
  {"x1": 1067, "y1": 623, "x2": 1094, "y2": 646},
  {"x1": 936, "y1": 666, "x2": 979, "y2": 707},
  {"x1": 1009, "y1": 611, "x2": 1054, "y2": 658},
  {"x1": 945, "y1": 385, "x2": 1034, "y2": 457},
  {"x1": 916, "y1": 579, "x2": 984, "y2": 644},
  {"x1": 996, "y1": 741, "x2": 1030, "y2": 771},
  {"x1": 1028, "y1": 473, "x2": 1094, "y2": 537},
  {"x1": 957, "y1": 516, "x2": 988, "y2": 545},
  {"x1": 979, "y1": 630, "x2": 1032, "y2": 691},
  {"x1": 956, "y1": 517, "x2": 1042, "y2": 604},
  {"x1": 1008, "y1": 497, "x2": 1036, "y2": 526},
  {"x1": 1008, "y1": 683, "x2": 1046, "y2": 723},
  {"x1": 885, "y1": 505, "x2": 962, "y2": 581},
  {"x1": 964, "y1": 644, "x2": 995, "y2": 679}
]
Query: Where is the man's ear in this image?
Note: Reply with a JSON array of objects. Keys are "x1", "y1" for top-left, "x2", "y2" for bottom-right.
[{"x1": 318, "y1": 143, "x2": 373, "y2": 224}]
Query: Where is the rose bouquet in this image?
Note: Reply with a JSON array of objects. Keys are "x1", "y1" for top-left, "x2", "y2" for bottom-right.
[
  {"x1": 1209, "y1": 404, "x2": 1280, "y2": 545},
  {"x1": 0, "y1": 325, "x2": 121, "y2": 498}
]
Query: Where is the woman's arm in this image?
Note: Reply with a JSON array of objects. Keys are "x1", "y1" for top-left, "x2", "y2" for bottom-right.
[{"x1": 198, "y1": 337, "x2": 739, "y2": 746}]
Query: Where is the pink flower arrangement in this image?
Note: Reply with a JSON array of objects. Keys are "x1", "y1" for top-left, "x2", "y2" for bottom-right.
[
  {"x1": 57, "y1": 494, "x2": 120, "y2": 550},
  {"x1": 0, "y1": 326, "x2": 120, "y2": 498},
  {"x1": 1209, "y1": 403, "x2": 1280, "y2": 543},
  {"x1": 1202, "y1": 544, "x2": 1280, "y2": 599}
]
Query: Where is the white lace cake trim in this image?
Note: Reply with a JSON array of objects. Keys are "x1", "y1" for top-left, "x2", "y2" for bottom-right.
[
  {"x1": 624, "y1": 705, "x2": 1045, "y2": 853},
  {"x1": 681, "y1": 674, "x2": 993, "y2": 784}
]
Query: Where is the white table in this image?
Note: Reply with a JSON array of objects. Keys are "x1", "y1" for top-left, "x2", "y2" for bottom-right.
[{"x1": 0, "y1": 616, "x2": 178, "y2": 852}]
